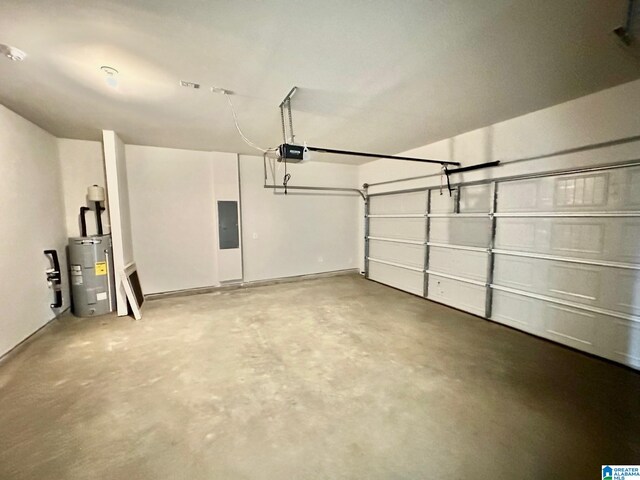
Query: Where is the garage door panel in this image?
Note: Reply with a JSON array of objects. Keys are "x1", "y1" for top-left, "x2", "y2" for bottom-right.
[
  {"x1": 499, "y1": 168, "x2": 640, "y2": 212},
  {"x1": 608, "y1": 320, "x2": 640, "y2": 369},
  {"x1": 492, "y1": 256, "x2": 535, "y2": 290},
  {"x1": 608, "y1": 271, "x2": 640, "y2": 316},
  {"x1": 550, "y1": 221, "x2": 605, "y2": 255},
  {"x1": 544, "y1": 303, "x2": 597, "y2": 350},
  {"x1": 369, "y1": 261, "x2": 423, "y2": 296},
  {"x1": 369, "y1": 240, "x2": 424, "y2": 269},
  {"x1": 543, "y1": 263, "x2": 600, "y2": 302},
  {"x1": 495, "y1": 218, "x2": 640, "y2": 263},
  {"x1": 493, "y1": 220, "x2": 536, "y2": 250},
  {"x1": 491, "y1": 290, "x2": 540, "y2": 333},
  {"x1": 459, "y1": 184, "x2": 492, "y2": 213},
  {"x1": 430, "y1": 191, "x2": 456, "y2": 213},
  {"x1": 428, "y1": 277, "x2": 485, "y2": 316},
  {"x1": 429, "y1": 247, "x2": 487, "y2": 282},
  {"x1": 619, "y1": 222, "x2": 640, "y2": 262},
  {"x1": 430, "y1": 217, "x2": 491, "y2": 248},
  {"x1": 546, "y1": 263, "x2": 601, "y2": 301},
  {"x1": 491, "y1": 292, "x2": 597, "y2": 353},
  {"x1": 628, "y1": 168, "x2": 640, "y2": 208},
  {"x1": 500, "y1": 172, "x2": 607, "y2": 212},
  {"x1": 430, "y1": 185, "x2": 492, "y2": 213},
  {"x1": 492, "y1": 291, "x2": 640, "y2": 365},
  {"x1": 369, "y1": 217, "x2": 426, "y2": 241},
  {"x1": 499, "y1": 180, "x2": 540, "y2": 211},
  {"x1": 369, "y1": 191, "x2": 427, "y2": 215},
  {"x1": 494, "y1": 256, "x2": 601, "y2": 302}
]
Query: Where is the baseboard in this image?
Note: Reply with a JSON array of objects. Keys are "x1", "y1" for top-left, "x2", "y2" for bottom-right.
[
  {"x1": 146, "y1": 268, "x2": 360, "y2": 300},
  {"x1": 0, "y1": 306, "x2": 70, "y2": 365}
]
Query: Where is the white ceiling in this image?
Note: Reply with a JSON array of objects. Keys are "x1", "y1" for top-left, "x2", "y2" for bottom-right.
[{"x1": 0, "y1": 0, "x2": 639, "y2": 164}]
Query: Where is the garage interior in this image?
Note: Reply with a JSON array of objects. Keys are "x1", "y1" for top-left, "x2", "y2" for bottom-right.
[{"x1": 1, "y1": 1, "x2": 640, "y2": 479}]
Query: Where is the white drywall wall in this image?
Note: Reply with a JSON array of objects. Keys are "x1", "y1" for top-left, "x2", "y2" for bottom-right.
[
  {"x1": 0, "y1": 104, "x2": 68, "y2": 356},
  {"x1": 103, "y1": 131, "x2": 135, "y2": 315},
  {"x1": 58, "y1": 139, "x2": 108, "y2": 237},
  {"x1": 125, "y1": 145, "x2": 220, "y2": 294},
  {"x1": 123, "y1": 147, "x2": 361, "y2": 292},
  {"x1": 213, "y1": 154, "x2": 243, "y2": 283},
  {"x1": 240, "y1": 155, "x2": 361, "y2": 282}
]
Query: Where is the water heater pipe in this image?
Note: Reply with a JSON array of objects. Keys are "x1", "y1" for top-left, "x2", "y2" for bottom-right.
[
  {"x1": 95, "y1": 203, "x2": 104, "y2": 236},
  {"x1": 79, "y1": 207, "x2": 90, "y2": 237}
]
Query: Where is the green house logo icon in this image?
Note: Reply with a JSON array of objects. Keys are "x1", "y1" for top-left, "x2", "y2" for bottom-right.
[{"x1": 602, "y1": 465, "x2": 613, "y2": 480}]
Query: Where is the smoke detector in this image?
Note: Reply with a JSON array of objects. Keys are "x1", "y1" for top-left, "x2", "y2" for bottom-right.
[
  {"x1": 0, "y1": 44, "x2": 27, "y2": 61},
  {"x1": 100, "y1": 66, "x2": 119, "y2": 87}
]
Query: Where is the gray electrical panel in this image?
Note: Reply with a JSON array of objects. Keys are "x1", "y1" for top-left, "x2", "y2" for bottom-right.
[
  {"x1": 218, "y1": 201, "x2": 239, "y2": 249},
  {"x1": 68, "y1": 235, "x2": 116, "y2": 317}
]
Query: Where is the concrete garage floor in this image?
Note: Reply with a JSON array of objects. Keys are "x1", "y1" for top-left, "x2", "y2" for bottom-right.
[{"x1": 0, "y1": 274, "x2": 638, "y2": 479}]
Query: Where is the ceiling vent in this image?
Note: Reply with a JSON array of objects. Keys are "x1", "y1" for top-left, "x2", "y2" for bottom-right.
[{"x1": 180, "y1": 80, "x2": 200, "y2": 89}]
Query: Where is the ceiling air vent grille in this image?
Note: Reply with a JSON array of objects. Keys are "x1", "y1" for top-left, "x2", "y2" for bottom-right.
[{"x1": 180, "y1": 80, "x2": 200, "y2": 89}]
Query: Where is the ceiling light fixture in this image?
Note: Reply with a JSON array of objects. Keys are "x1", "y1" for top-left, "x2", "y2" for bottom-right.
[
  {"x1": 0, "y1": 44, "x2": 27, "y2": 61},
  {"x1": 100, "y1": 65, "x2": 119, "y2": 87}
]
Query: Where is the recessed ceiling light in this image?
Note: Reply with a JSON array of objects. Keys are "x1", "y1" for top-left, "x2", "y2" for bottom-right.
[
  {"x1": 0, "y1": 44, "x2": 27, "y2": 61},
  {"x1": 100, "y1": 65, "x2": 119, "y2": 87}
]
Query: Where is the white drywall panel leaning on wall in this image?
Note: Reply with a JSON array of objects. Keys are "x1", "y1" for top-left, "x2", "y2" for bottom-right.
[
  {"x1": 0, "y1": 105, "x2": 68, "y2": 356},
  {"x1": 125, "y1": 145, "x2": 219, "y2": 294},
  {"x1": 57, "y1": 139, "x2": 108, "y2": 237},
  {"x1": 239, "y1": 155, "x2": 361, "y2": 282},
  {"x1": 103, "y1": 130, "x2": 135, "y2": 316}
]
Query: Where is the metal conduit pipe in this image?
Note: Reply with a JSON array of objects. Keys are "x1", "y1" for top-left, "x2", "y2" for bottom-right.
[
  {"x1": 95, "y1": 202, "x2": 104, "y2": 236},
  {"x1": 263, "y1": 184, "x2": 366, "y2": 200},
  {"x1": 262, "y1": 151, "x2": 367, "y2": 200}
]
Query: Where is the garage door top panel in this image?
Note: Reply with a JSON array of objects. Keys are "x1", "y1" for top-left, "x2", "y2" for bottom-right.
[
  {"x1": 498, "y1": 167, "x2": 640, "y2": 213},
  {"x1": 431, "y1": 184, "x2": 492, "y2": 214},
  {"x1": 369, "y1": 191, "x2": 427, "y2": 215}
]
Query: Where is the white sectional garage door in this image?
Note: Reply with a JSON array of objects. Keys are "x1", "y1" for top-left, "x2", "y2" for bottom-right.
[
  {"x1": 366, "y1": 163, "x2": 640, "y2": 370},
  {"x1": 368, "y1": 191, "x2": 427, "y2": 296}
]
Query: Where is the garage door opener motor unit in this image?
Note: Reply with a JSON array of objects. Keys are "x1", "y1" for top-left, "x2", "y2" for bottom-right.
[{"x1": 68, "y1": 185, "x2": 116, "y2": 317}]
